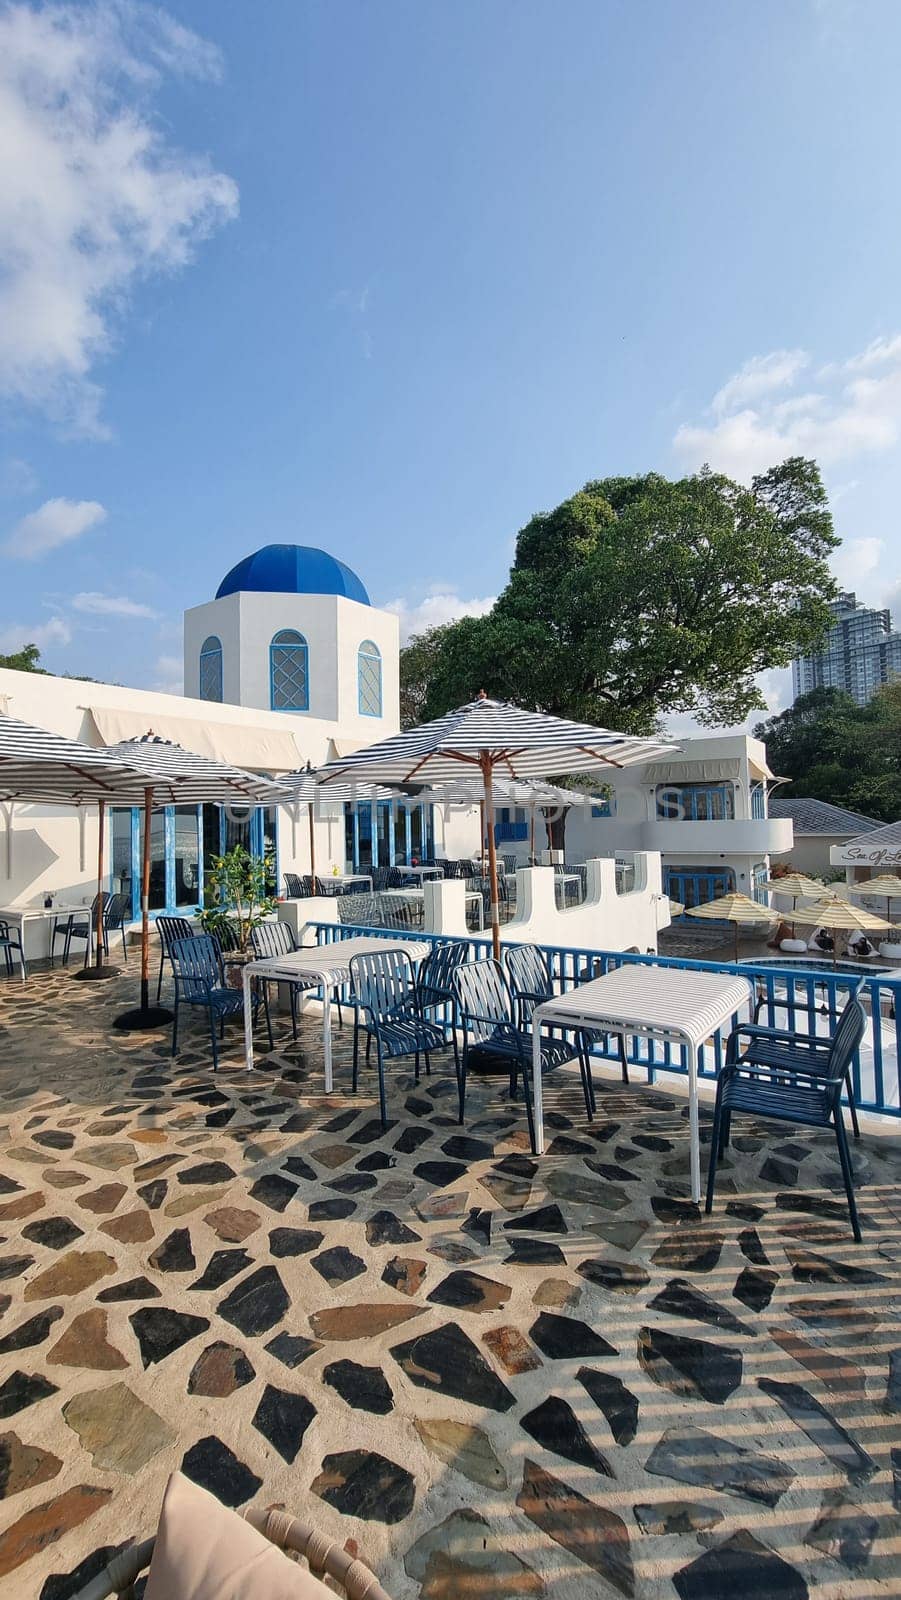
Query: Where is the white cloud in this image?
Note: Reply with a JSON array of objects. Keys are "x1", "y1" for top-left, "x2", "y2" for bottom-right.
[
  {"x1": 674, "y1": 334, "x2": 901, "y2": 482},
  {"x1": 5, "y1": 497, "x2": 106, "y2": 559},
  {"x1": 832, "y1": 536, "x2": 885, "y2": 592},
  {"x1": 385, "y1": 588, "x2": 496, "y2": 644},
  {"x1": 0, "y1": 615, "x2": 71, "y2": 654},
  {"x1": 711, "y1": 350, "x2": 808, "y2": 418},
  {"x1": 0, "y1": 0, "x2": 238, "y2": 434},
  {"x1": 71, "y1": 590, "x2": 156, "y2": 618},
  {"x1": 0, "y1": 456, "x2": 38, "y2": 496}
]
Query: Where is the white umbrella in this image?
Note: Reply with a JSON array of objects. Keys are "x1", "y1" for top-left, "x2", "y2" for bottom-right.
[
  {"x1": 277, "y1": 766, "x2": 395, "y2": 892},
  {"x1": 103, "y1": 735, "x2": 288, "y2": 1030},
  {"x1": 0, "y1": 713, "x2": 165, "y2": 981},
  {"x1": 686, "y1": 891, "x2": 779, "y2": 962},
  {"x1": 319, "y1": 693, "x2": 675, "y2": 957}
]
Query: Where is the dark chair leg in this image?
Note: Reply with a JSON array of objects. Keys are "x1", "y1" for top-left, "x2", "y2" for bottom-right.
[
  {"x1": 521, "y1": 1056, "x2": 537, "y2": 1152},
  {"x1": 457, "y1": 1047, "x2": 468, "y2": 1124},
  {"x1": 577, "y1": 1041, "x2": 594, "y2": 1122},
  {"x1": 209, "y1": 1008, "x2": 220, "y2": 1072},
  {"x1": 171, "y1": 999, "x2": 180, "y2": 1058},
  {"x1": 705, "y1": 1086, "x2": 726, "y2": 1215},
  {"x1": 618, "y1": 1033, "x2": 630, "y2": 1085},
  {"x1": 844, "y1": 1070, "x2": 861, "y2": 1139},
  {"x1": 423, "y1": 1052, "x2": 432, "y2": 1077},
  {"x1": 288, "y1": 986, "x2": 298, "y2": 1041},
  {"x1": 375, "y1": 1040, "x2": 388, "y2": 1128},
  {"x1": 352, "y1": 1023, "x2": 360, "y2": 1092},
  {"x1": 156, "y1": 948, "x2": 165, "y2": 1003},
  {"x1": 261, "y1": 987, "x2": 274, "y2": 1050},
  {"x1": 413, "y1": 1051, "x2": 420, "y2": 1085},
  {"x1": 833, "y1": 1109, "x2": 862, "y2": 1242}
]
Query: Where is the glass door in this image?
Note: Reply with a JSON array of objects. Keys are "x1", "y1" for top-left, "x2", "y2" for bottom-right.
[{"x1": 173, "y1": 806, "x2": 201, "y2": 908}]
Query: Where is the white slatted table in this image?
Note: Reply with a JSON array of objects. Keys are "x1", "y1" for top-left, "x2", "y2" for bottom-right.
[
  {"x1": 242, "y1": 935, "x2": 429, "y2": 1085},
  {"x1": 531, "y1": 966, "x2": 753, "y2": 1200},
  {"x1": 0, "y1": 902, "x2": 95, "y2": 979}
]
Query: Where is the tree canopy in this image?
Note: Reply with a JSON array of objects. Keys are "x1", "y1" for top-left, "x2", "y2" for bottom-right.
[
  {"x1": 400, "y1": 457, "x2": 839, "y2": 734},
  {"x1": 754, "y1": 683, "x2": 901, "y2": 823},
  {"x1": 0, "y1": 643, "x2": 47, "y2": 673}
]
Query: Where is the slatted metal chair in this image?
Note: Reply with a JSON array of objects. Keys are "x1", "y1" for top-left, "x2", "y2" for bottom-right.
[
  {"x1": 452, "y1": 957, "x2": 592, "y2": 1145},
  {"x1": 251, "y1": 919, "x2": 343, "y2": 1035},
  {"x1": 706, "y1": 995, "x2": 867, "y2": 1241},
  {"x1": 0, "y1": 918, "x2": 26, "y2": 980},
  {"x1": 349, "y1": 948, "x2": 447, "y2": 1127},
  {"x1": 102, "y1": 892, "x2": 130, "y2": 962},
  {"x1": 337, "y1": 892, "x2": 383, "y2": 927},
  {"x1": 156, "y1": 915, "x2": 195, "y2": 1002},
  {"x1": 747, "y1": 988, "x2": 863, "y2": 1136},
  {"x1": 170, "y1": 934, "x2": 272, "y2": 1071},
  {"x1": 51, "y1": 892, "x2": 107, "y2": 966},
  {"x1": 503, "y1": 942, "x2": 626, "y2": 1095}
]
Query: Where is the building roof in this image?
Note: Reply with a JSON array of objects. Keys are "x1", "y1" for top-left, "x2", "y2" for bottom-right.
[
  {"x1": 216, "y1": 544, "x2": 370, "y2": 605},
  {"x1": 842, "y1": 818, "x2": 901, "y2": 851},
  {"x1": 769, "y1": 796, "x2": 883, "y2": 836}
]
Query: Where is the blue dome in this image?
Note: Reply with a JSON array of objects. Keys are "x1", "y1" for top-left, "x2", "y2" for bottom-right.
[{"x1": 216, "y1": 544, "x2": 370, "y2": 604}]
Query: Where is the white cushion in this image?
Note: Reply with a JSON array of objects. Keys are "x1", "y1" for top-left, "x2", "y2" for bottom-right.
[{"x1": 145, "y1": 1472, "x2": 334, "y2": 1600}]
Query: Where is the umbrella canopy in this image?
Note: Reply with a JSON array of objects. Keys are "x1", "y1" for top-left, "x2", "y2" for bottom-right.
[
  {"x1": 686, "y1": 891, "x2": 778, "y2": 961},
  {"x1": 666, "y1": 898, "x2": 685, "y2": 918},
  {"x1": 320, "y1": 693, "x2": 676, "y2": 957},
  {"x1": 763, "y1": 872, "x2": 824, "y2": 901},
  {"x1": 0, "y1": 713, "x2": 158, "y2": 804},
  {"x1": 848, "y1": 874, "x2": 901, "y2": 919},
  {"x1": 791, "y1": 894, "x2": 894, "y2": 932},
  {"x1": 102, "y1": 735, "x2": 288, "y2": 1029}
]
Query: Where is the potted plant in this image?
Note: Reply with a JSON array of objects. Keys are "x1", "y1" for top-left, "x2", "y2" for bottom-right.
[{"x1": 197, "y1": 845, "x2": 277, "y2": 987}]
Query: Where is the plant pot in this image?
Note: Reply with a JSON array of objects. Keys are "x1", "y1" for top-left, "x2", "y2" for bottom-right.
[{"x1": 223, "y1": 950, "x2": 253, "y2": 990}]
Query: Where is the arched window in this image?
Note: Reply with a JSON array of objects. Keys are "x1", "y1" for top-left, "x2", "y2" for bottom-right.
[
  {"x1": 270, "y1": 629, "x2": 309, "y2": 711},
  {"x1": 358, "y1": 639, "x2": 382, "y2": 717},
  {"x1": 199, "y1": 635, "x2": 223, "y2": 702}
]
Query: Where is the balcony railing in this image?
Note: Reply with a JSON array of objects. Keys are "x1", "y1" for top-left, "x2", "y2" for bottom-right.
[{"x1": 306, "y1": 919, "x2": 901, "y2": 1119}]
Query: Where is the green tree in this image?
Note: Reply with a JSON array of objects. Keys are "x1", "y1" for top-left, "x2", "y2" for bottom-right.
[
  {"x1": 401, "y1": 457, "x2": 839, "y2": 734},
  {"x1": 754, "y1": 682, "x2": 901, "y2": 823},
  {"x1": 0, "y1": 643, "x2": 47, "y2": 673}
]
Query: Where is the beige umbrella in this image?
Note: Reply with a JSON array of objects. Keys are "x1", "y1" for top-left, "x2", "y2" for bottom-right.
[
  {"x1": 686, "y1": 891, "x2": 779, "y2": 962},
  {"x1": 666, "y1": 898, "x2": 685, "y2": 918},
  {"x1": 849, "y1": 874, "x2": 901, "y2": 926},
  {"x1": 792, "y1": 892, "x2": 894, "y2": 966},
  {"x1": 763, "y1": 872, "x2": 824, "y2": 937}
]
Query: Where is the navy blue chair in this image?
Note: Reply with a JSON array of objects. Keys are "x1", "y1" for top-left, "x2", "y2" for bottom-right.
[
  {"x1": 102, "y1": 893, "x2": 130, "y2": 963},
  {"x1": 51, "y1": 893, "x2": 107, "y2": 966},
  {"x1": 170, "y1": 934, "x2": 272, "y2": 1071},
  {"x1": 156, "y1": 915, "x2": 195, "y2": 1002},
  {"x1": 452, "y1": 958, "x2": 593, "y2": 1147},
  {"x1": 0, "y1": 919, "x2": 26, "y2": 981},
  {"x1": 503, "y1": 943, "x2": 626, "y2": 1093},
  {"x1": 706, "y1": 996, "x2": 867, "y2": 1241},
  {"x1": 349, "y1": 948, "x2": 447, "y2": 1127},
  {"x1": 250, "y1": 919, "x2": 343, "y2": 1036},
  {"x1": 748, "y1": 989, "x2": 862, "y2": 1136}
]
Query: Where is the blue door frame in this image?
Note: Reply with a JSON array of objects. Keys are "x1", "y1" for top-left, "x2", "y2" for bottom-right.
[
  {"x1": 111, "y1": 804, "x2": 277, "y2": 920},
  {"x1": 664, "y1": 865, "x2": 736, "y2": 920}
]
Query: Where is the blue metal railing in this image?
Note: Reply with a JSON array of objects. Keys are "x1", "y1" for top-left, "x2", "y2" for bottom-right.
[{"x1": 306, "y1": 920, "x2": 901, "y2": 1118}]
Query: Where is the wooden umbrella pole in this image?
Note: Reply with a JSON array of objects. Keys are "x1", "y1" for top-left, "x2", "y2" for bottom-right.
[
  {"x1": 479, "y1": 800, "x2": 486, "y2": 877},
  {"x1": 308, "y1": 801, "x2": 318, "y2": 895},
  {"x1": 140, "y1": 786, "x2": 153, "y2": 1009},
  {"x1": 481, "y1": 755, "x2": 501, "y2": 961},
  {"x1": 95, "y1": 800, "x2": 105, "y2": 970}
]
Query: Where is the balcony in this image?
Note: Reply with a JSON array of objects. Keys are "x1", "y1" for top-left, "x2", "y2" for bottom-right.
[{"x1": 639, "y1": 817, "x2": 794, "y2": 856}]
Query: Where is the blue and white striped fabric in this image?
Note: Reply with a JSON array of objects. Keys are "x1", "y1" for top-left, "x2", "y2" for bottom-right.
[
  {"x1": 0, "y1": 713, "x2": 162, "y2": 804},
  {"x1": 318, "y1": 696, "x2": 676, "y2": 785},
  {"x1": 103, "y1": 735, "x2": 288, "y2": 805}
]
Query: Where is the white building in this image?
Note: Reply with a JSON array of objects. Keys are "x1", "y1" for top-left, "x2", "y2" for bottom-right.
[
  {"x1": 481, "y1": 733, "x2": 792, "y2": 915},
  {"x1": 0, "y1": 543, "x2": 790, "y2": 957}
]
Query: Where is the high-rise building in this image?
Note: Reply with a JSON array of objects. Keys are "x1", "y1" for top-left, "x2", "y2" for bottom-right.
[{"x1": 792, "y1": 590, "x2": 901, "y2": 706}]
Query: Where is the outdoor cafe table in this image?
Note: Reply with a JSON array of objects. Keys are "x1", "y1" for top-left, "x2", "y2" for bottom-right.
[
  {"x1": 242, "y1": 935, "x2": 429, "y2": 1085},
  {"x1": 0, "y1": 901, "x2": 97, "y2": 979},
  {"x1": 396, "y1": 864, "x2": 444, "y2": 881},
  {"x1": 531, "y1": 965, "x2": 753, "y2": 1202}
]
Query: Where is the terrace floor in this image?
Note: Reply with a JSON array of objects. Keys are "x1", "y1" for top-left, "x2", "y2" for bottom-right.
[{"x1": 1, "y1": 963, "x2": 900, "y2": 1599}]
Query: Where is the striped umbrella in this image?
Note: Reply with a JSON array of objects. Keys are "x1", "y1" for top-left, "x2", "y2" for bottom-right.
[
  {"x1": 278, "y1": 766, "x2": 395, "y2": 893},
  {"x1": 686, "y1": 891, "x2": 779, "y2": 962},
  {"x1": 413, "y1": 773, "x2": 607, "y2": 869},
  {"x1": 762, "y1": 872, "x2": 825, "y2": 936},
  {"x1": 103, "y1": 735, "x2": 288, "y2": 1030},
  {"x1": 319, "y1": 693, "x2": 675, "y2": 957},
  {"x1": 0, "y1": 713, "x2": 171, "y2": 982},
  {"x1": 792, "y1": 892, "x2": 894, "y2": 966},
  {"x1": 849, "y1": 874, "x2": 901, "y2": 925}
]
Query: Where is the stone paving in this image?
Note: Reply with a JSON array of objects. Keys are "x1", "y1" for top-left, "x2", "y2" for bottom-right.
[{"x1": 1, "y1": 961, "x2": 900, "y2": 1598}]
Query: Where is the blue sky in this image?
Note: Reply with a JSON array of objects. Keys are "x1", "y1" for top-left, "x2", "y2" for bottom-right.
[{"x1": 1, "y1": 0, "x2": 900, "y2": 720}]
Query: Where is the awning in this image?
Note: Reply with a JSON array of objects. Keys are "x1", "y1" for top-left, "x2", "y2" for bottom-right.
[
  {"x1": 327, "y1": 737, "x2": 360, "y2": 761},
  {"x1": 86, "y1": 706, "x2": 304, "y2": 773},
  {"x1": 647, "y1": 758, "x2": 741, "y2": 783}
]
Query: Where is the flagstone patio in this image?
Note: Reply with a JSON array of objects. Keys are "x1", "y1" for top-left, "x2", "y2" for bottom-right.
[{"x1": 1, "y1": 962, "x2": 900, "y2": 1599}]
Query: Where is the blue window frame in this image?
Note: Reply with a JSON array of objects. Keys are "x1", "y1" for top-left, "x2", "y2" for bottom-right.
[
  {"x1": 656, "y1": 783, "x2": 735, "y2": 821},
  {"x1": 664, "y1": 865, "x2": 736, "y2": 920},
  {"x1": 591, "y1": 795, "x2": 616, "y2": 818},
  {"x1": 495, "y1": 807, "x2": 528, "y2": 843},
  {"x1": 358, "y1": 639, "x2": 382, "y2": 717},
  {"x1": 343, "y1": 800, "x2": 434, "y2": 869},
  {"x1": 270, "y1": 629, "x2": 309, "y2": 711},
  {"x1": 110, "y1": 803, "x2": 277, "y2": 919},
  {"x1": 199, "y1": 635, "x2": 223, "y2": 702},
  {"x1": 751, "y1": 783, "x2": 766, "y2": 819}
]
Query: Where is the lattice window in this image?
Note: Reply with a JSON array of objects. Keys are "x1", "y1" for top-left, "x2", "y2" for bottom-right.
[
  {"x1": 199, "y1": 636, "x2": 223, "y2": 702},
  {"x1": 358, "y1": 639, "x2": 382, "y2": 716},
  {"x1": 270, "y1": 629, "x2": 309, "y2": 711}
]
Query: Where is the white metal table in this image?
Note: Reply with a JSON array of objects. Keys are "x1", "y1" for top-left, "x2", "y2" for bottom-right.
[
  {"x1": 531, "y1": 965, "x2": 753, "y2": 1201},
  {"x1": 319, "y1": 873, "x2": 373, "y2": 894},
  {"x1": 0, "y1": 902, "x2": 94, "y2": 979},
  {"x1": 242, "y1": 935, "x2": 430, "y2": 1084},
  {"x1": 396, "y1": 865, "x2": 444, "y2": 881}
]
